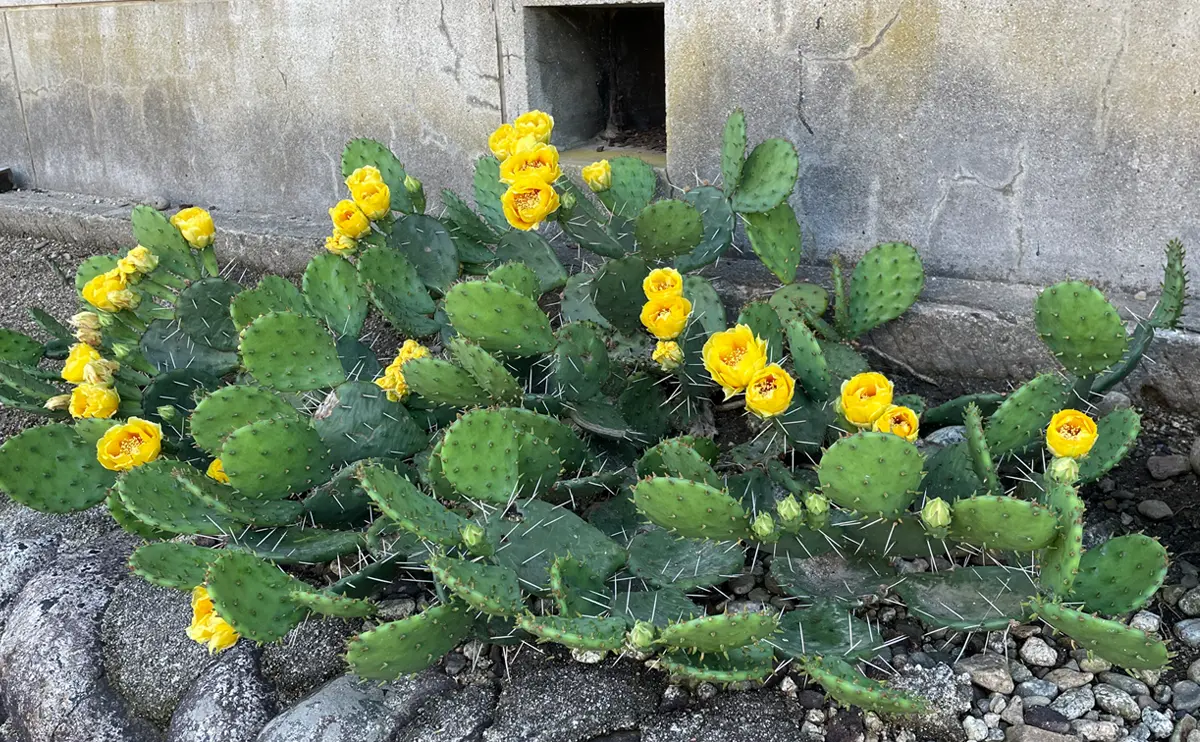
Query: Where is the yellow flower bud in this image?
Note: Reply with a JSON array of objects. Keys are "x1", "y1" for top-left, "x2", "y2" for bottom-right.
[
  {"x1": 116, "y1": 246, "x2": 159, "y2": 279},
  {"x1": 69, "y1": 312, "x2": 102, "y2": 331},
  {"x1": 1048, "y1": 456, "x2": 1081, "y2": 485},
  {"x1": 187, "y1": 586, "x2": 239, "y2": 654},
  {"x1": 69, "y1": 383, "x2": 120, "y2": 419},
  {"x1": 62, "y1": 343, "x2": 102, "y2": 383},
  {"x1": 43, "y1": 394, "x2": 71, "y2": 411},
  {"x1": 872, "y1": 405, "x2": 919, "y2": 442},
  {"x1": 804, "y1": 492, "x2": 830, "y2": 521},
  {"x1": 777, "y1": 494, "x2": 804, "y2": 526},
  {"x1": 170, "y1": 207, "x2": 215, "y2": 249},
  {"x1": 460, "y1": 523, "x2": 491, "y2": 556},
  {"x1": 838, "y1": 373, "x2": 895, "y2": 428},
  {"x1": 751, "y1": 511, "x2": 778, "y2": 541},
  {"x1": 329, "y1": 199, "x2": 371, "y2": 239},
  {"x1": 513, "y1": 110, "x2": 554, "y2": 144},
  {"x1": 75, "y1": 327, "x2": 103, "y2": 346},
  {"x1": 920, "y1": 497, "x2": 952, "y2": 531},
  {"x1": 745, "y1": 365, "x2": 795, "y2": 419},
  {"x1": 652, "y1": 340, "x2": 684, "y2": 372},
  {"x1": 81, "y1": 269, "x2": 131, "y2": 313},
  {"x1": 500, "y1": 175, "x2": 560, "y2": 231},
  {"x1": 639, "y1": 295, "x2": 692, "y2": 341},
  {"x1": 642, "y1": 268, "x2": 684, "y2": 300},
  {"x1": 107, "y1": 288, "x2": 141, "y2": 311},
  {"x1": 628, "y1": 620, "x2": 656, "y2": 649},
  {"x1": 404, "y1": 174, "x2": 423, "y2": 195},
  {"x1": 701, "y1": 324, "x2": 769, "y2": 399},
  {"x1": 206, "y1": 458, "x2": 231, "y2": 484},
  {"x1": 82, "y1": 358, "x2": 120, "y2": 387},
  {"x1": 96, "y1": 417, "x2": 162, "y2": 471},
  {"x1": 488, "y1": 123, "x2": 518, "y2": 160},
  {"x1": 581, "y1": 160, "x2": 612, "y2": 192},
  {"x1": 351, "y1": 180, "x2": 391, "y2": 221},
  {"x1": 1045, "y1": 409, "x2": 1098, "y2": 459},
  {"x1": 499, "y1": 143, "x2": 562, "y2": 186},
  {"x1": 324, "y1": 233, "x2": 357, "y2": 256},
  {"x1": 345, "y1": 165, "x2": 383, "y2": 191}
]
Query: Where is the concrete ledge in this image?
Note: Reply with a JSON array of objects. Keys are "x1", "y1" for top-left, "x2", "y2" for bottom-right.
[{"x1": 2, "y1": 188, "x2": 1197, "y2": 411}]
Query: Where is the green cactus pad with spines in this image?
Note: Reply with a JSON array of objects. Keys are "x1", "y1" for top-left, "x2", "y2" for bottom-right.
[
  {"x1": 401, "y1": 358, "x2": 490, "y2": 408},
  {"x1": 772, "y1": 553, "x2": 894, "y2": 604},
  {"x1": 347, "y1": 601, "x2": 474, "y2": 679},
  {"x1": 357, "y1": 246, "x2": 439, "y2": 337},
  {"x1": 177, "y1": 278, "x2": 242, "y2": 351},
  {"x1": 517, "y1": 615, "x2": 628, "y2": 652},
  {"x1": 921, "y1": 393, "x2": 1006, "y2": 430},
  {"x1": 656, "y1": 610, "x2": 778, "y2": 653},
  {"x1": 128, "y1": 542, "x2": 217, "y2": 591},
  {"x1": 920, "y1": 442, "x2": 983, "y2": 502},
  {"x1": 817, "y1": 433, "x2": 923, "y2": 518},
  {"x1": 784, "y1": 320, "x2": 833, "y2": 401},
  {"x1": 447, "y1": 338, "x2": 522, "y2": 406},
  {"x1": 303, "y1": 465, "x2": 373, "y2": 529},
  {"x1": 819, "y1": 341, "x2": 870, "y2": 384},
  {"x1": 0, "y1": 424, "x2": 115, "y2": 513},
  {"x1": 633, "y1": 477, "x2": 752, "y2": 541},
  {"x1": 142, "y1": 368, "x2": 219, "y2": 438},
  {"x1": 209, "y1": 491, "x2": 305, "y2": 528},
  {"x1": 1032, "y1": 599, "x2": 1168, "y2": 670},
  {"x1": 439, "y1": 409, "x2": 520, "y2": 503},
  {"x1": 488, "y1": 500, "x2": 625, "y2": 593},
  {"x1": 804, "y1": 656, "x2": 926, "y2": 714},
  {"x1": 985, "y1": 374, "x2": 1072, "y2": 457},
  {"x1": 591, "y1": 256, "x2": 650, "y2": 337},
  {"x1": 359, "y1": 463, "x2": 472, "y2": 547},
  {"x1": 140, "y1": 319, "x2": 239, "y2": 376},
  {"x1": 288, "y1": 589, "x2": 376, "y2": 618},
  {"x1": 1034, "y1": 281, "x2": 1128, "y2": 376},
  {"x1": 230, "y1": 276, "x2": 306, "y2": 332},
  {"x1": 389, "y1": 214, "x2": 459, "y2": 295},
  {"x1": 335, "y1": 335, "x2": 381, "y2": 383},
  {"x1": 302, "y1": 253, "x2": 368, "y2": 338},
  {"x1": 730, "y1": 138, "x2": 799, "y2": 214},
  {"x1": 637, "y1": 439, "x2": 718, "y2": 485},
  {"x1": 743, "y1": 202, "x2": 802, "y2": 284},
  {"x1": 541, "y1": 473, "x2": 627, "y2": 509},
  {"x1": 634, "y1": 200, "x2": 704, "y2": 260},
  {"x1": 1150, "y1": 239, "x2": 1187, "y2": 329},
  {"x1": 681, "y1": 275, "x2": 725, "y2": 338},
  {"x1": 0, "y1": 360, "x2": 60, "y2": 405},
  {"x1": 845, "y1": 243, "x2": 925, "y2": 339},
  {"x1": 636, "y1": 435, "x2": 718, "y2": 474},
  {"x1": 472, "y1": 156, "x2": 508, "y2": 232},
  {"x1": 839, "y1": 514, "x2": 947, "y2": 560},
  {"x1": 328, "y1": 554, "x2": 411, "y2": 599},
  {"x1": 610, "y1": 588, "x2": 702, "y2": 627},
  {"x1": 442, "y1": 189, "x2": 500, "y2": 245},
  {"x1": 495, "y1": 230, "x2": 568, "y2": 293},
  {"x1": 0, "y1": 329, "x2": 42, "y2": 366},
  {"x1": 558, "y1": 205, "x2": 629, "y2": 259},
  {"x1": 341, "y1": 137, "x2": 412, "y2": 212},
  {"x1": 770, "y1": 282, "x2": 830, "y2": 327},
  {"x1": 220, "y1": 417, "x2": 335, "y2": 499},
  {"x1": 231, "y1": 527, "x2": 364, "y2": 565},
  {"x1": 550, "y1": 555, "x2": 609, "y2": 617},
  {"x1": 1069, "y1": 534, "x2": 1168, "y2": 615},
  {"x1": 498, "y1": 408, "x2": 588, "y2": 475},
  {"x1": 1078, "y1": 408, "x2": 1141, "y2": 485},
  {"x1": 443, "y1": 280, "x2": 555, "y2": 356},
  {"x1": 131, "y1": 205, "x2": 199, "y2": 278},
  {"x1": 429, "y1": 554, "x2": 524, "y2": 616},
  {"x1": 675, "y1": 186, "x2": 735, "y2": 272},
  {"x1": 515, "y1": 432, "x2": 562, "y2": 496},
  {"x1": 736, "y1": 300, "x2": 785, "y2": 363},
  {"x1": 949, "y1": 496, "x2": 1058, "y2": 551},
  {"x1": 774, "y1": 601, "x2": 875, "y2": 660},
  {"x1": 963, "y1": 403, "x2": 1002, "y2": 496},
  {"x1": 895, "y1": 566, "x2": 1037, "y2": 632},
  {"x1": 554, "y1": 322, "x2": 610, "y2": 402},
  {"x1": 627, "y1": 529, "x2": 744, "y2": 590},
  {"x1": 239, "y1": 311, "x2": 346, "y2": 392},
  {"x1": 116, "y1": 460, "x2": 242, "y2": 535},
  {"x1": 602, "y1": 157, "x2": 657, "y2": 219},
  {"x1": 107, "y1": 490, "x2": 167, "y2": 539},
  {"x1": 190, "y1": 385, "x2": 298, "y2": 455},
  {"x1": 561, "y1": 273, "x2": 612, "y2": 328},
  {"x1": 487, "y1": 261, "x2": 541, "y2": 301},
  {"x1": 1040, "y1": 482, "x2": 1085, "y2": 599},
  {"x1": 658, "y1": 643, "x2": 775, "y2": 684},
  {"x1": 205, "y1": 549, "x2": 306, "y2": 642},
  {"x1": 720, "y1": 108, "x2": 747, "y2": 194}
]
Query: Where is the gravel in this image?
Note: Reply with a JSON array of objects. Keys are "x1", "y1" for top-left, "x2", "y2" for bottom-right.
[
  {"x1": 1021, "y1": 638, "x2": 1058, "y2": 667},
  {"x1": 1050, "y1": 686, "x2": 1096, "y2": 720},
  {"x1": 1095, "y1": 683, "x2": 1142, "y2": 721}
]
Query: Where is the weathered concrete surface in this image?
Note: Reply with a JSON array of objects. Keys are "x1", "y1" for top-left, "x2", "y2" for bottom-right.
[{"x1": 0, "y1": 14, "x2": 33, "y2": 185}]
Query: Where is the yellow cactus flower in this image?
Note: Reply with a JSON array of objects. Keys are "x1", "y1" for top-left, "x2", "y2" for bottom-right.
[
  {"x1": 500, "y1": 175, "x2": 560, "y2": 231},
  {"x1": 745, "y1": 364, "x2": 796, "y2": 418},
  {"x1": 581, "y1": 160, "x2": 612, "y2": 192},
  {"x1": 43, "y1": 394, "x2": 71, "y2": 411},
  {"x1": 116, "y1": 246, "x2": 159, "y2": 278},
  {"x1": 345, "y1": 165, "x2": 383, "y2": 190},
  {"x1": 329, "y1": 199, "x2": 371, "y2": 239},
  {"x1": 81, "y1": 269, "x2": 130, "y2": 313},
  {"x1": 652, "y1": 340, "x2": 684, "y2": 372},
  {"x1": 837, "y1": 372, "x2": 894, "y2": 427},
  {"x1": 375, "y1": 340, "x2": 430, "y2": 402},
  {"x1": 107, "y1": 289, "x2": 141, "y2": 311},
  {"x1": 170, "y1": 207, "x2": 215, "y2": 249},
  {"x1": 69, "y1": 383, "x2": 120, "y2": 420},
  {"x1": 96, "y1": 417, "x2": 162, "y2": 471},
  {"x1": 206, "y1": 458, "x2": 231, "y2": 484},
  {"x1": 873, "y1": 404, "x2": 919, "y2": 442},
  {"x1": 499, "y1": 143, "x2": 562, "y2": 185},
  {"x1": 351, "y1": 180, "x2": 391, "y2": 221},
  {"x1": 82, "y1": 358, "x2": 120, "y2": 387},
  {"x1": 187, "y1": 586, "x2": 239, "y2": 654},
  {"x1": 395, "y1": 339, "x2": 430, "y2": 364},
  {"x1": 642, "y1": 268, "x2": 684, "y2": 300},
  {"x1": 640, "y1": 295, "x2": 692, "y2": 341},
  {"x1": 513, "y1": 110, "x2": 554, "y2": 144},
  {"x1": 488, "y1": 123, "x2": 518, "y2": 160},
  {"x1": 701, "y1": 324, "x2": 769, "y2": 398},
  {"x1": 1046, "y1": 409, "x2": 1098, "y2": 459},
  {"x1": 62, "y1": 343, "x2": 102, "y2": 383},
  {"x1": 324, "y1": 233, "x2": 357, "y2": 256}
]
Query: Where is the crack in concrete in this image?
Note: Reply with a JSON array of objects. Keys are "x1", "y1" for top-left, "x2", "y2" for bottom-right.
[
  {"x1": 810, "y1": 5, "x2": 902, "y2": 63},
  {"x1": 491, "y1": 0, "x2": 508, "y2": 121},
  {"x1": 795, "y1": 47, "x2": 814, "y2": 136},
  {"x1": 3, "y1": 12, "x2": 36, "y2": 188},
  {"x1": 438, "y1": 0, "x2": 464, "y2": 83},
  {"x1": 1095, "y1": 0, "x2": 1132, "y2": 151}
]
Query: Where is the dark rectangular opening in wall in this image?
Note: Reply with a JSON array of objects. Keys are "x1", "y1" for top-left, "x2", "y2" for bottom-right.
[{"x1": 524, "y1": 4, "x2": 666, "y2": 157}]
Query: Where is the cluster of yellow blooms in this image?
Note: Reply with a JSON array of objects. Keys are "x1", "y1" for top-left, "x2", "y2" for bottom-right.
[
  {"x1": 325, "y1": 166, "x2": 392, "y2": 255},
  {"x1": 837, "y1": 372, "x2": 918, "y2": 441},
  {"x1": 701, "y1": 325, "x2": 796, "y2": 418},
  {"x1": 46, "y1": 343, "x2": 122, "y2": 420},
  {"x1": 639, "y1": 268, "x2": 692, "y2": 371},
  {"x1": 80, "y1": 244, "x2": 160, "y2": 313},
  {"x1": 374, "y1": 339, "x2": 430, "y2": 402},
  {"x1": 488, "y1": 111, "x2": 561, "y2": 231},
  {"x1": 186, "y1": 585, "x2": 239, "y2": 654}
]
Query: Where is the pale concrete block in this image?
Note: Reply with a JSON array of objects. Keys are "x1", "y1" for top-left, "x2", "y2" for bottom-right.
[{"x1": 0, "y1": 15, "x2": 32, "y2": 186}]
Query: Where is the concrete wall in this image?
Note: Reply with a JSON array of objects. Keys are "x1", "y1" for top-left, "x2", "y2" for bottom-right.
[{"x1": 2, "y1": 0, "x2": 1199, "y2": 296}]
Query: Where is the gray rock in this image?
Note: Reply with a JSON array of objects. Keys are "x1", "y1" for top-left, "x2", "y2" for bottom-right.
[
  {"x1": 1025, "y1": 705, "x2": 1073, "y2": 734},
  {"x1": 956, "y1": 654, "x2": 1015, "y2": 694},
  {"x1": 166, "y1": 644, "x2": 275, "y2": 742},
  {"x1": 1095, "y1": 683, "x2": 1142, "y2": 721},
  {"x1": 257, "y1": 674, "x2": 400, "y2": 742},
  {"x1": 884, "y1": 662, "x2": 973, "y2": 742},
  {"x1": 260, "y1": 617, "x2": 361, "y2": 707},
  {"x1": 381, "y1": 670, "x2": 458, "y2": 719},
  {"x1": 1012, "y1": 662, "x2": 1035, "y2": 683},
  {"x1": 1044, "y1": 668, "x2": 1093, "y2": 690},
  {"x1": 484, "y1": 654, "x2": 663, "y2": 742},
  {"x1": 1095, "y1": 392, "x2": 1133, "y2": 416},
  {"x1": 0, "y1": 536, "x2": 57, "y2": 630},
  {"x1": 1190, "y1": 436, "x2": 1200, "y2": 476},
  {"x1": 1130, "y1": 611, "x2": 1162, "y2": 634},
  {"x1": 1190, "y1": 659, "x2": 1200, "y2": 685},
  {"x1": 1024, "y1": 696, "x2": 1052, "y2": 707},
  {"x1": 1007, "y1": 723, "x2": 1080, "y2": 741},
  {"x1": 640, "y1": 690, "x2": 817, "y2": 742},
  {"x1": 964, "y1": 716, "x2": 989, "y2": 741},
  {"x1": 1073, "y1": 720, "x2": 1121, "y2": 742},
  {"x1": 1080, "y1": 656, "x2": 1114, "y2": 674},
  {"x1": 0, "y1": 498, "x2": 119, "y2": 552},
  {"x1": 1138, "y1": 500, "x2": 1175, "y2": 520},
  {"x1": 1099, "y1": 673, "x2": 1151, "y2": 698},
  {"x1": 393, "y1": 684, "x2": 498, "y2": 742},
  {"x1": 1050, "y1": 686, "x2": 1095, "y2": 720},
  {"x1": 0, "y1": 538, "x2": 158, "y2": 742},
  {"x1": 101, "y1": 575, "x2": 210, "y2": 727},
  {"x1": 1018, "y1": 679, "x2": 1060, "y2": 700},
  {"x1": 1020, "y1": 638, "x2": 1058, "y2": 667},
  {"x1": 1176, "y1": 620, "x2": 1200, "y2": 648},
  {"x1": 1178, "y1": 589, "x2": 1200, "y2": 618},
  {"x1": 1141, "y1": 707, "x2": 1172, "y2": 739},
  {"x1": 1174, "y1": 681, "x2": 1200, "y2": 713},
  {"x1": 1147, "y1": 455, "x2": 1190, "y2": 480},
  {"x1": 1173, "y1": 715, "x2": 1198, "y2": 742},
  {"x1": 1002, "y1": 697, "x2": 1026, "y2": 726},
  {"x1": 922, "y1": 425, "x2": 967, "y2": 449}
]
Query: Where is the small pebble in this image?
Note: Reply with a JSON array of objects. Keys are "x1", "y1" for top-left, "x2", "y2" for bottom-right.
[
  {"x1": 1026, "y1": 704, "x2": 1073, "y2": 733},
  {"x1": 1051, "y1": 686, "x2": 1096, "y2": 720},
  {"x1": 1045, "y1": 668, "x2": 1094, "y2": 690},
  {"x1": 963, "y1": 715, "x2": 988, "y2": 741},
  {"x1": 1138, "y1": 500, "x2": 1175, "y2": 520},
  {"x1": 1130, "y1": 611, "x2": 1162, "y2": 633},
  {"x1": 1099, "y1": 672, "x2": 1150, "y2": 697},
  {"x1": 1173, "y1": 680, "x2": 1200, "y2": 712},
  {"x1": 1022, "y1": 637, "x2": 1058, "y2": 667},
  {"x1": 1094, "y1": 683, "x2": 1142, "y2": 721},
  {"x1": 1176, "y1": 620, "x2": 1200, "y2": 648},
  {"x1": 1178, "y1": 588, "x2": 1200, "y2": 617},
  {"x1": 1147, "y1": 454, "x2": 1190, "y2": 480},
  {"x1": 1072, "y1": 719, "x2": 1121, "y2": 742},
  {"x1": 1140, "y1": 707, "x2": 1172, "y2": 739},
  {"x1": 1018, "y1": 679, "x2": 1061, "y2": 699}
]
